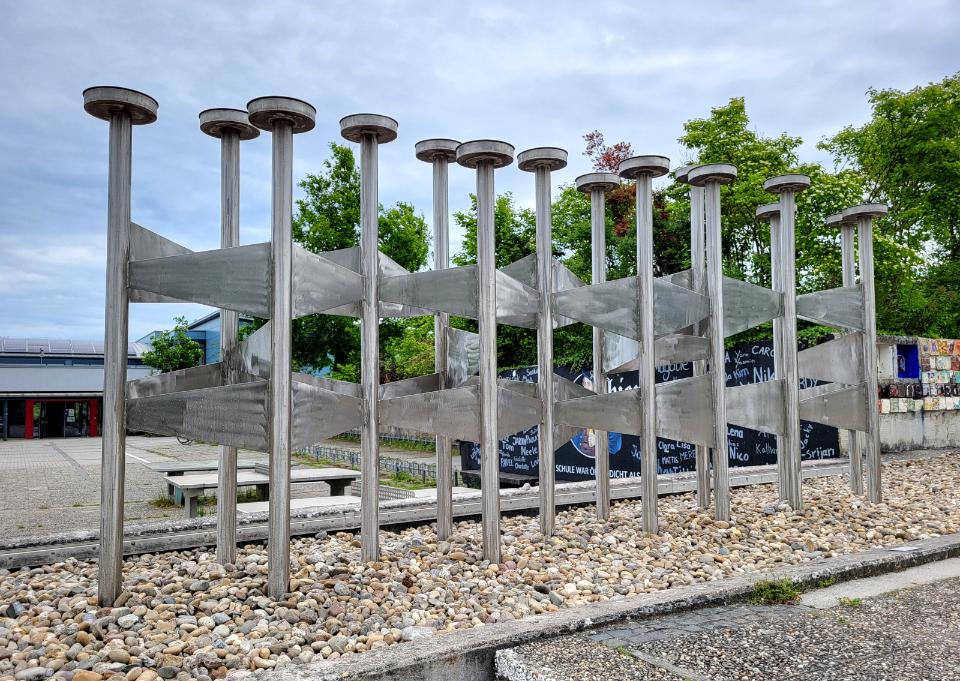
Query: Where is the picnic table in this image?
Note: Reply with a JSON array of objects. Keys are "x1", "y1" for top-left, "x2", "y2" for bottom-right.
[{"x1": 164, "y1": 466, "x2": 360, "y2": 518}]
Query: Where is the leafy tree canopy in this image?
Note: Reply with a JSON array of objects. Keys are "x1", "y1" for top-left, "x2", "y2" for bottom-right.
[{"x1": 141, "y1": 316, "x2": 203, "y2": 374}]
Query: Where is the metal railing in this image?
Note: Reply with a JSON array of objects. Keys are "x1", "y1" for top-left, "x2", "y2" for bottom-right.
[{"x1": 298, "y1": 443, "x2": 465, "y2": 485}]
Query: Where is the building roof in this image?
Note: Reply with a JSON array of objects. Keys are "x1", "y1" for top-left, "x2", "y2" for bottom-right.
[{"x1": 0, "y1": 338, "x2": 149, "y2": 358}]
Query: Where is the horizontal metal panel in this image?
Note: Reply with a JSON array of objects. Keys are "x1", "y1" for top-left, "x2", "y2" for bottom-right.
[
  {"x1": 604, "y1": 333, "x2": 638, "y2": 373},
  {"x1": 655, "y1": 333, "x2": 711, "y2": 365},
  {"x1": 722, "y1": 276, "x2": 783, "y2": 337},
  {"x1": 126, "y1": 380, "x2": 268, "y2": 451},
  {"x1": 555, "y1": 389, "x2": 642, "y2": 436},
  {"x1": 128, "y1": 222, "x2": 194, "y2": 303},
  {"x1": 799, "y1": 381, "x2": 869, "y2": 431},
  {"x1": 379, "y1": 385, "x2": 482, "y2": 441},
  {"x1": 726, "y1": 379, "x2": 786, "y2": 435},
  {"x1": 321, "y1": 247, "x2": 437, "y2": 318},
  {"x1": 128, "y1": 243, "x2": 271, "y2": 317},
  {"x1": 125, "y1": 362, "x2": 223, "y2": 399},
  {"x1": 494, "y1": 270, "x2": 540, "y2": 328},
  {"x1": 797, "y1": 332, "x2": 865, "y2": 385},
  {"x1": 655, "y1": 373, "x2": 717, "y2": 447},
  {"x1": 661, "y1": 268, "x2": 692, "y2": 289},
  {"x1": 291, "y1": 246, "x2": 364, "y2": 317},
  {"x1": 292, "y1": 380, "x2": 363, "y2": 449},
  {"x1": 797, "y1": 285, "x2": 865, "y2": 331},
  {"x1": 293, "y1": 372, "x2": 361, "y2": 398},
  {"x1": 447, "y1": 327, "x2": 479, "y2": 387},
  {"x1": 379, "y1": 372, "x2": 441, "y2": 400},
  {"x1": 380, "y1": 266, "x2": 479, "y2": 318},
  {"x1": 500, "y1": 254, "x2": 584, "y2": 329},
  {"x1": 497, "y1": 384, "x2": 542, "y2": 437}
]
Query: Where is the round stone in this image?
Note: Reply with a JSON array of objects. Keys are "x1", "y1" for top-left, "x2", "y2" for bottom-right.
[
  {"x1": 687, "y1": 163, "x2": 738, "y2": 187},
  {"x1": 246, "y1": 96, "x2": 316, "y2": 133},
  {"x1": 340, "y1": 113, "x2": 398, "y2": 144},
  {"x1": 575, "y1": 172, "x2": 620, "y2": 194},
  {"x1": 414, "y1": 138, "x2": 460, "y2": 163},
  {"x1": 763, "y1": 173, "x2": 811, "y2": 194},
  {"x1": 199, "y1": 108, "x2": 259, "y2": 140},
  {"x1": 455, "y1": 140, "x2": 515, "y2": 169},
  {"x1": 83, "y1": 86, "x2": 158, "y2": 124},
  {"x1": 517, "y1": 147, "x2": 568, "y2": 172},
  {"x1": 618, "y1": 155, "x2": 671, "y2": 180}
]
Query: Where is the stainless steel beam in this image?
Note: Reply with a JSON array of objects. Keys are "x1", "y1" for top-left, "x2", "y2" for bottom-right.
[
  {"x1": 457, "y1": 140, "x2": 514, "y2": 563},
  {"x1": 200, "y1": 108, "x2": 259, "y2": 565},
  {"x1": 619, "y1": 156, "x2": 670, "y2": 534},
  {"x1": 764, "y1": 174, "x2": 811, "y2": 511},
  {"x1": 248, "y1": 95, "x2": 316, "y2": 598},
  {"x1": 83, "y1": 85, "x2": 158, "y2": 606}
]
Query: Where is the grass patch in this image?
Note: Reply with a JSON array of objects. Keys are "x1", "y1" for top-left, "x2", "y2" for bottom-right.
[
  {"x1": 332, "y1": 432, "x2": 437, "y2": 453},
  {"x1": 150, "y1": 493, "x2": 178, "y2": 509},
  {"x1": 817, "y1": 576, "x2": 837, "y2": 589},
  {"x1": 750, "y1": 578, "x2": 802, "y2": 605},
  {"x1": 838, "y1": 596, "x2": 862, "y2": 608},
  {"x1": 614, "y1": 645, "x2": 634, "y2": 658},
  {"x1": 382, "y1": 470, "x2": 434, "y2": 490}
]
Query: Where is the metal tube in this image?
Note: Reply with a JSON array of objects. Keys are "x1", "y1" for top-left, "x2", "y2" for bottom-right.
[
  {"x1": 770, "y1": 213, "x2": 786, "y2": 500},
  {"x1": 267, "y1": 118, "x2": 294, "y2": 598},
  {"x1": 690, "y1": 185, "x2": 711, "y2": 508},
  {"x1": 535, "y1": 165, "x2": 556, "y2": 536},
  {"x1": 432, "y1": 157, "x2": 453, "y2": 540},
  {"x1": 477, "y1": 160, "x2": 501, "y2": 563},
  {"x1": 840, "y1": 223, "x2": 864, "y2": 495},
  {"x1": 858, "y1": 216, "x2": 881, "y2": 503},
  {"x1": 777, "y1": 190, "x2": 803, "y2": 510},
  {"x1": 98, "y1": 109, "x2": 132, "y2": 606},
  {"x1": 216, "y1": 128, "x2": 240, "y2": 565},
  {"x1": 360, "y1": 131, "x2": 381, "y2": 563},
  {"x1": 635, "y1": 174, "x2": 658, "y2": 534},
  {"x1": 704, "y1": 181, "x2": 731, "y2": 521},
  {"x1": 589, "y1": 188, "x2": 610, "y2": 520}
]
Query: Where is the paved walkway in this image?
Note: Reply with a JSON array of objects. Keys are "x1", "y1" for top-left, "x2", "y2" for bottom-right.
[{"x1": 497, "y1": 563, "x2": 960, "y2": 680}]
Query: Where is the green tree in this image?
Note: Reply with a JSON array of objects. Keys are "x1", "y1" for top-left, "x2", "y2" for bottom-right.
[
  {"x1": 292, "y1": 143, "x2": 431, "y2": 378},
  {"x1": 141, "y1": 316, "x2": 203, "y2": 373}
]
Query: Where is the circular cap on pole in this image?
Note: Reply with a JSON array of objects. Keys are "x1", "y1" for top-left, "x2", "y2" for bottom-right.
[
  {"x1": 674, "y1": 164, "x2": 694, "y2": 184},
  {"x1": 199, "y1": 108, "x2": 260, "y2": 140},
  {"x1": 756, "y1": 203, "x2": 781, "y2": 221},
  {"x1": 83, "y1": 86, "x2": 158, "y2": 124},
  {"x1": 687, "y1": 163, "x2": 738, "y2": 187},
  {"x1": 340, "y1": 113, "x2": 398, "y2": 144},
  {"x1": 246, "y1": 97, "x2": 316, "y2": 133},
  {"x1": 763, "y1": 173, "x2": 811, "y2": 194},
  {"x1": 456, "y1": 140, "x2": 514, "y2": 169},
  {"x1": 825, "y1": 212, "x2": 857, "y2": 228},
  {"x1": 618, "y1": 155, "x2": 671, "y2": 180},
  {"x1": 843, "y1": 203, "x2": 888, "y2": 220},
  {"x1": 517, "y1": 147, "x2": 568, "y2": 172},
  {"x1": 575, "y1": 172, "x2": 620, "y2": 193},
  {"x1": 415, "y1": 138, "x2": 460, "y2": 163}
]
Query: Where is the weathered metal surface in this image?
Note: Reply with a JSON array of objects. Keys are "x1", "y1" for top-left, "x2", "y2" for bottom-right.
[
  {"x1": 126, "y1": 361, "x2": 223, "y2": 399},
  {"x1": 839, "y1": 219, "x2": 863, "y2": 495},
  {"x1": 798, "y1": 382, "x2": 869, "y2": 431},
  {"x1": 293, "y1": 372, "x2": 361, "y2": 398},
  {"x1": 319, "y1": 246, "x2": 433, "y2": 319},
  {"x1": 688, "y1": 177, "x2": 711, "y2": 509},
  {"x1": 494, "y1": 270, "x2": 540, "y2": 328},
  {"x1": 126, "y1": 381, "x2": 268, "y2": 451},
  {"x1": 500, "y1": 253, "x2": 583, "y2": 328},
  {"x1": 128, "y1": 222, "x2": 193, "y2": 303},
  {"x1": 758, "y1": 203, "x2": 786, "y2": 500},
  {"x1": 722, "y1": 276, "x2": 783, "y2": 337},
  {"x1": 236, "y1": 321, "x2": 271, "y2": 379},
  {"x1": 291, "y1": 380, "x2": 363, "y2": 450},
  {"x1": 654, "y1": 374, "x2": 717, "y2": 448},
  {"x1": 290, "y1": 246, "x2": 364, "y2": 317},
  {"x1": 726, "y1": 379, "x2": 786, "y2": 435},
  {"x1": 379, "y1": 372, "x2": 442, "y2": 400},
  {"x1": 555, "y1": 389, "x2": 642, "y2": 436},
  {"x1": 128, "y1": 243, "x2": 271, "y2": 317},
  {"x1": 797, "y1": 332, "x2": 865, "y2": 385},
  {"x1": 380, "y1": 266, "x2": 479, "y2": 318},
  {"x1": 796, "y1": 285, "x2": 865, "y2": 331},
  {"x1": 446, "y1": 326, "x2": 480, "y2": 387}
]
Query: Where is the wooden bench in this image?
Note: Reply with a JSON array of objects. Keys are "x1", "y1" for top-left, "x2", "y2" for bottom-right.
[
  {"x1": 164, "y1": 466, "x2": 361, "y2": 518},
  {"x1": 148, "y1": 460, "x2": 260, "y2": 504}
]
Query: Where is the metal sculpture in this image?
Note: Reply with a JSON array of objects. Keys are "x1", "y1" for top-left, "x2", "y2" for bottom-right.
[{"x1": 85, "y1": 85, "x2": 885, "y2": 604}]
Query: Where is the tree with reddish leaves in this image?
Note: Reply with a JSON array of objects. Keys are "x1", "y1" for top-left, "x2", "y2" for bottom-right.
[{"x1": 583, "y1": 130, "x2": 633, "y2": 173}]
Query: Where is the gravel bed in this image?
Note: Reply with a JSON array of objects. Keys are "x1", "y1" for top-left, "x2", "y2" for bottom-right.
[{"x1": 0, "y1": 455, "x2": 958, "y2": 680}]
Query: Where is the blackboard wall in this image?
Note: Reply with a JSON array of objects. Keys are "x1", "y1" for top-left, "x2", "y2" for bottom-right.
[{"x1": 460, "y1": 340, "x2": 839, "y2": 481}]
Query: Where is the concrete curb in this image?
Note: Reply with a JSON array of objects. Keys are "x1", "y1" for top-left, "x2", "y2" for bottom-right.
[{"x1": 235, "y1": 532, "x2": 960, "y2": 681}]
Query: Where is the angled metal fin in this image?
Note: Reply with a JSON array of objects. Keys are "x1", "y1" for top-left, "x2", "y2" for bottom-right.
[
  {"x1": 125, "y1": 362, "x2": 223, "y2": 399},
  {"x1": 552, "y1": 375, "x2": 594, "y2": 448},
  {"x1": 722, "y1": 276, "x2": 783, "y2": 337},
  {"x1": 379, "y1": 372, "x2": 442, "y2": 400},
  {"x1": 128, "y1": 222, "x2": 194, "y2": 303},
  {"x1": 655, "y1": 373, "x2": 717, "y2": 447},
  {"x1": 380, "y1": 266, "x2": 478, "y2": 318},
  {"x1": 500, "y1": 254, "x2": 585, "y2": 327},
  {"x1": 494, "y1": 269, "x2": 541, "y2": 328},
  {"x1": 797, "y1": 285, "x2": 865, "y2": 331},
  {"x1": 661, "y1": 268, "x2": 692, "y2": 289},
  {"x1": 497, "y1": 383, "x2": 542, "y2": 437},
  {"x1": 799, "y1": 382, "x2": 869, "y2": 431},
  {"x1": 446, "y1": 327, "x2": 480, "y2": 387},
  {"x1": 126, "y1": 381, "x2": 268, "y2": 451},
  {"x1": 291, "y1": 246, "x2": 364, "y2": 317},
  {"x1": 555, "y1": 389, "x2": 642, "y2": 436},
  {"x1": 233, "y1": 321, "x2": 271, "y2": 379},
  {"x1": 379, "y1": 385, "x2": 481, "y2": 441},
  {"x1": 292, "y1": 380, "x2": 363, "y2": 449},
  {"x1": 604, "y1": 332, "x2": 710, "y2": 374},
  {"x1": 604, "y1": 333, "x2": 638, "y2": 373},
  {"x1": 726, "y1": 379, "x2": 786, "y2": 435},
  {"x1": 293, "y1": 371, "x2": 361, "y2": 398},
  {"x1": 797, "y1": 332, "x2": 865, "y2": 385},
  {"x1": 320, "y1": 246, "x2": 433, "y2": 318},
  {"x1": 128, "y1": 243, "x2": 271, "y2": 317}
]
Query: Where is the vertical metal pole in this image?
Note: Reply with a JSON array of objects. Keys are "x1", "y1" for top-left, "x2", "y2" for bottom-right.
[
  {"x1": 689, "y1": 183, "x2": 711, "y2": 508},
  {"x1": 266, "y1": 118, "x2": 294, "y2": 598},
  {"x1": 769, "y1": 211, "x2": 786, "y2": 500},
  {"x1": 776, "y1": 189, "x2": 803, "y2": 510},
  {"x1": 216, "y1": 127, "x2": 241, "y2": 565},
  {"x1": 589, "y1": 188, "x2": 610, "y2": 521},
  {"x1": 534, "y1": 164, "x2": 556, "y2": 536},
  {"x1": 858, "y1": 215, "x2": 881, "y2": 503},
  {"x1": 704, "y1": 179, "x2": 731, "y2": 521},
  {"x1": 476, "y1": 159, "x2": 501, "y2": 561},
  {"x1": 98, "y1": 108, "x2": 133, "y2": 606},
  {"x1": 359, "y1": 132, "x2": 381, "y2": 562},
  {"x1": 840, "y1": 221, "x2": 864, "y2": 495},
  {"x1": 432, "y1": 156, "x2": 453, "y2": 539},
  {"x1": 2, "y1": 400, "x2": 7, "y2": 440},
  {"x1": 635, "y1": 173, "x2": 658, "y2": 534}
]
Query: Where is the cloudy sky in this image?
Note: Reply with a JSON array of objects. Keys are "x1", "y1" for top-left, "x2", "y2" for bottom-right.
[{"x1": 2, "y1": 0, "x2": 958, "y2": 342}]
